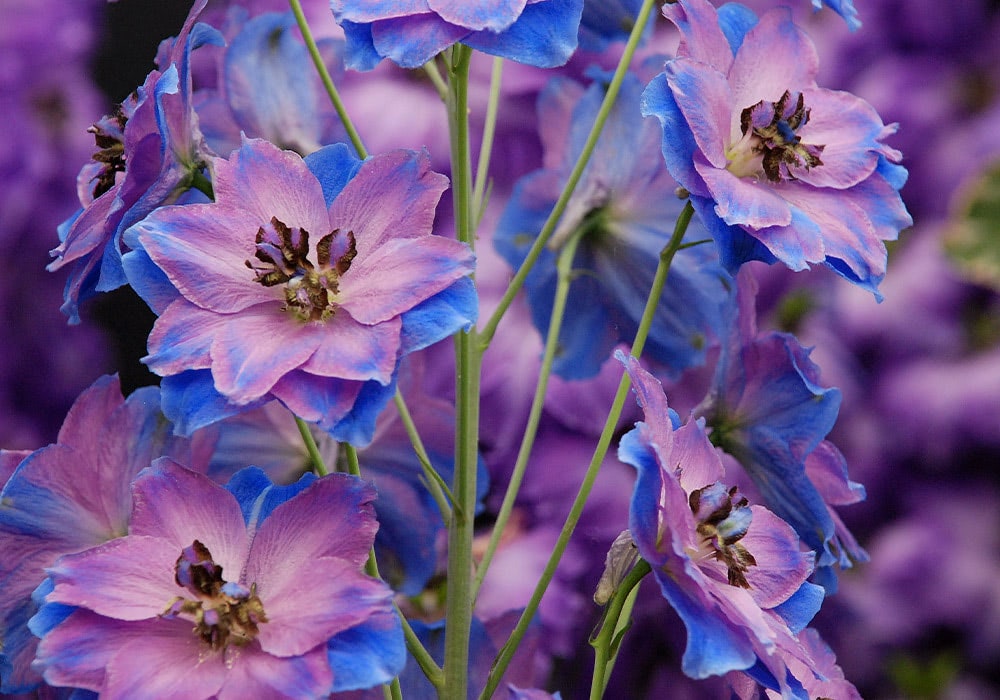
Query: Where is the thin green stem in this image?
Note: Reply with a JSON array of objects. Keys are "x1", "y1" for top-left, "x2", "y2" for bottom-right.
[
  {"x1": 471, "y1": 226, "x2": 586, "y2": 601},
  {"x1": 589, "y1": 560, "x2": 651, "y2": 699},
  {"x1": 479, "y1": 200, "x2": 694, "y2": 700},
  {"x1": 443, "y1": 44, "x2": 479, "y2": 700},
  {"x1": 397, "y1": 601, "x2": 445, "y2": 690},
  {"x1": 478, "y1": 0, "x2": 659, "y2": 350},
  {"x1": 393, "y1": 390, "x2": 454, "y2": 523},
  {"x1": 288, "y1": 0, "x2": 367, "y2": 158},
  {"x1": 472, "y1": 57, "x2": 504, "y2": 224},
  {"x1": 295, "y1": 416, "x2": 328, "y2": 476},
  {"x1": 422, "y1": 57, "x2": 449, "y2": 101}
]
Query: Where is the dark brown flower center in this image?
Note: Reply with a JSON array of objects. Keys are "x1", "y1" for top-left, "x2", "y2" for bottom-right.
[
  {"x1": 739, "y1": 90, "x2": 825, "y2": 183},
  {"x1": 162, "y1": 540, "x2": 267, "y2": 650},
  {"x1": 88, "y1": 104, "x2": 129, "y2": 198},
  {"x1": 245, "y1": 216, "x2": 357, "y2": 322},
  {"x1": 690, "y1": 483, "x2": 757, "y2": 588}
]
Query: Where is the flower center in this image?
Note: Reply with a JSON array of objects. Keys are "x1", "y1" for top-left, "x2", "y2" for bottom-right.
[
  {"x1": 245, "y1": 216, "x2": 357, "y2": 322},
  {"x1": 161, "y1": 540, "x2": 268, "y2": 650},
  {"x1": 689, "y1": 483, "x2": 757, "y2": 588},
  {"x1": 88, "y1": 104, "x2": 129, "y2": 198},
  {"x1": 729, "y1": 90, "x2": 825, "y2": 183}
]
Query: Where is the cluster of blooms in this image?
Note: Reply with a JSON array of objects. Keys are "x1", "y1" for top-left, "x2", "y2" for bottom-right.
[{"x1": 6, "y1": 0, "x2": 996, "y2": 697}]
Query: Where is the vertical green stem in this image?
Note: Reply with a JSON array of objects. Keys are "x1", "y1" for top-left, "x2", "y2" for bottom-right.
[
  {"x1": 444, "y1": 44, "x2": 479, "y2": 700},
  {"x1": 295, "y1": 416, "x2": 328, "y2": 476},
  {"x1": 472, "y1": 57, "x2": 504, "y2": 223},
  {"x1": 479, "y1": 201, "x2": 694, "y2": 699}
]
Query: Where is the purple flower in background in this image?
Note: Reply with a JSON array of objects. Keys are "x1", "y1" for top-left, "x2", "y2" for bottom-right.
[
  {"x1": 31, "y1": 461, "x2": 402, "y2": 697},
  {"x1": 641, "y1": 0, "x2": 911, "y2": 296},
  {"x1": 618, "y1": 353, "x2": 856, "y2": 696},
  {"x1": 0, "y1": 376, "x2": 208, "y2": 693},
  {"x1": 47, "y1": 0, "x2": 223, "y2": 323},
  {"x1": 122, "y1": 138, "x2": 476, "y2": 444},
  {"x1": 332, "y1": 0, "x2": 585, "y2": 70}
]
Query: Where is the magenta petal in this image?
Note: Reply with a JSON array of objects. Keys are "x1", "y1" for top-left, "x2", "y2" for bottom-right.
[
  {"x1": 218, "y1": 644, "x2": 332, "y2": 700},
  {"x1": 664, "y1": 0, "x2": 737, "y2": 70},
  {"x1": 129, "y1": 460, "x2": 249, "y2": 576},
  {"x1": 208, "y1": 308, "x2": 322, "y2": 403},
  {"x1": 341, "y1": 236, "x2": 474, "y2": 324},
  {"x1": 55, "y1": 374, "x2": 123, "y2": 445},
  {"x1": 740, "y1": 507, "x2": 814, "y2": 609},
  {"x1": 665, "y1": 60, "x2": 733, "y2": 170},
  {"x1": 46, "y1": 536, "x2": 183, "y2": 620},
  {"x1": 135, "y1": 204, "x2": 276, "y2": 313},
  {"x1": 727, "y1": 8, "x2": 819, "y2": 109},
  {"x1": 270, "y1": 371, "x2": 362, "y2": 424},
  {"x1": 696, "y1": 162, "x2": 792, "y2": 229},
  {"x1": 244, "y1": 473, "x2": 378, "y2": 570},
  {"x1": 254, "y1": 557, "x2": 390, "y2": 656},
  {"x1": 328, "y1": 150, "x2": 448, "y2": 258},
  {"x1": 671, "y1": 421, "x2": 726, "y2": 494},
  {"x1": 298, "y1": 314, "x2": 400, "y2": 383},
  {"x1": 792, "y1": 89, "x2": 884, "y2": 189},
  {"x1": 145, "y1": 300, "x2": 224, "y2": 375},
  {"x1": 211, "y1": 138, "x2": 331, "y2": 238}
]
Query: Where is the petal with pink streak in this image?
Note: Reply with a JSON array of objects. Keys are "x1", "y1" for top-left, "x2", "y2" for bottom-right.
[
  {"x1": 371, "y1": 14, "x2": 470, "y2": 69},
  {"x1": 298, "y1": 314, "x2": 400, "y2": 383},
  {"x1": 208, "y1": 308, "x2": 323, "y2": 403},
  {"x1": 334, "y1": 0, "x2": 428, "y2": 23},
  {"x1": 664, "y1": 0, "x2": 736, "y2": 70},
  {"x1": 340, "y1": 236, "x2": 474, "y2": 324},
  {"x1": 328, "y1": 150, "x2": 448, "y2": 259},
  {"x1": 672, "y1": 420, "x2": 726, "y2": 493},
  {"x1": 727, "y1": 8, "x2": 818, "y2": 110},
  {"x1": 253, "y1": 557, "x2": 390, "y2": 657},
  {"x1": 741, "y1": 506, "x2": 814, "y2": 609},
  {"x1": 665, "y1": 60, "x2": 733, "y2": 169},
  {"x1": 429, "y1": 0, "x2": 526, "y2": 31},
  {"x1": 695, "y1": 161, "x2": 793, "y2": 230},
  {"x1": 144, "y1": 299, "x2": 226, "y2": 375},
  {"x1": 218, "y1": 644, "x2": 332, "y2": 700},
  {"x1": 128, "y1": 460, "x2": 249, "y2": 576},
  {"x1": 211, "y1": 138, "x2": 331, "y2": 237},
  {"x1": 245, "y1": 473, "x2": 378, "y2": 571},
  {"x1": 45, "y1": 536, "x2": 183, "y2": 620},
  {"x1": 133, "y1": 204, "x2": 276, "y2": 313},
  {"x1": 269, "y1": 371, "x2": 363, "y2": 424}
]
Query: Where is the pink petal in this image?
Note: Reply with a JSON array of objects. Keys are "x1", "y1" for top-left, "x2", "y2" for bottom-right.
[
  {"x1": 269, "y1": 371, "x2": 363, "y2": 424},
  {"x1": 695, "y1": 161, "x2": 792, "y2": 229},
  {"x1": 793, "y1": 88, "x2": 884, "y2": 189},
  {"x1": 428, "y1": 0, "x2": 526, "y2": 31},
  {"x1": 665, "y1": 60, "x2": 733, "y2": 170},
  {"x1": 145, "y1": 299, "x2": 225, "y2": 376},
  {"x1": 298, "y1": 313, "x2": 401, "y2": 383},
  {"x1": 741, "y1": 506, "x2": 814, "y2": 609},
  {"x1": 218, "y1": 644, "x2": 332, "y2": 700},
  {"x1": 664, "y1": 0, "x2": 736, "y2": 71}
]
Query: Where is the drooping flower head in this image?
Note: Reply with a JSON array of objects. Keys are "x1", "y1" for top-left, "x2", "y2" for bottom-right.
[
  {"x1": 331, "y1": 0, "x2": 585, "y2": 70},
  {"x1": 641, "y1": 0, "x2": 911, "y2": 297},
  {"x1": 617, "y1": 352, "x2": 859, "y2": 696},
  {"x1": 494, "y1": 70, "x2": 731, "y2": 380},
  {"x1": 122, "y1": 138, "x2": 477, "y2": 445},
  {"x1": 30, "y1": 461, "x2": 404, "y2": 697},
  {"x1": 0, "y1": 375, "x2": 208, "y2": 693},
  {"x1": 48, "y1": 0, "x2": 223, "y2": 323}
]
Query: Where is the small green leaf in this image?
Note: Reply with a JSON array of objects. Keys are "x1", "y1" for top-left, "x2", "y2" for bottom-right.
[{"x1": 945, "y1": 160, "x2": 1000, "y2": 291}]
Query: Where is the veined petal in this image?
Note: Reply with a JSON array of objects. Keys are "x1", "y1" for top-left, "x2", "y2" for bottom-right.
[
  {"x1": 218, "y1": 644, "x2": 332, "y2": 700},
  {"x1": 695, "y1": 162, "x2": 792, "y2": 230},
  {"x1": 269, "y1": 371, "x2": 363, "y2": 426},
  {"x1": 333, "y1": 0, "x2": 429, "y2": 23},
  {"x1": 298, "y1": 314, "x2": 400, "y2": 383},
  {"x1": 740, "y1": 507, "x2": 814, "y2": 609},
  {"x1": 664, "y1": 0, "x2": 736, "y2": 69},
  {"x1": 144, "y1": 300, "x2": 226, "y2": 376},
  {"x1": 462, "y1": 0, "x2": 583, "y2": 68},
  {"x1": 664, "y1": 60, "x2": 732, "y2": 170},
  {"x1": 370, "y1": 14, "x2": 470, "y2": 69},
  {"x1": 428, "y1": 0, "x2": 527, "y2": 31}
]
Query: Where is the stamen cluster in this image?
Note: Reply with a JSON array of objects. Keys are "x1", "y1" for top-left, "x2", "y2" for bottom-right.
[{"x1": 740, "y1": 90, "x2": 825, "y2": 183}]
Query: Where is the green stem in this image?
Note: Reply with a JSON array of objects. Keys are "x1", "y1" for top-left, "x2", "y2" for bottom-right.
[
  {"x1": 472, "y1": 57, "x2": 504, "y2": 225},
  {"x1": 589, "y1": 560, "x2": 651, "y2": 699},
  {"x1": 479, "y1": 200, "x2": 694, "y2": 700},
  {"x1": 288, "y1": 0, "x2": 368, "y2": 158},
  {"x1": 443, "y1": 44, "x2": 480, "y2": 700},
  {"x1": 394, "y1": 391, "x2": 454, "y2": 523},
  {"x1": 471, "y1": 226, "x2": 586, "y2": 601},
  {"x1": 422, "y1": 57, "x2": 449, "y2": 102},
  {"x1": 295, "y1": 416, "x2": 328, "y2": 476},
  {"x1": 478, "y1": 0, "x2": 659, "y2": 350}
]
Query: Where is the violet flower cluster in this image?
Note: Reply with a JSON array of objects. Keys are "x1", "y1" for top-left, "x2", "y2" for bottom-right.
[{"x1": 8, "y1": 0, "x2": 998, "y2": 697}]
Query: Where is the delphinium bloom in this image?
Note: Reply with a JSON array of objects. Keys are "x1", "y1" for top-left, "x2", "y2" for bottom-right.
[
  {"x1": 47, "y1": 0, "x2": 223, "y2": 323},
  {"x1": 122, "y1": 138, "x2": 476, "y2": 444},
  {"x1": 31, "y1": 461, "x2": 403, "y2": 697},
  {"x1": 641, "y1": 0, "x2": 911, "y2": 296},
  {"x1": 0, "y1": 375, "x2": 207, "y2": 693},
  {"x1": 695, "y1": 270, "x2": 866, "y2": 588},
  {"x1": 494, "y1": 70, "x2": 731, "y2": 380},
  {"x1": 331, "y1": 0, "x2": 585, "y2": 70},
  {"x1": 618, "y1": 352, "x2": 859, "y2": 697}
]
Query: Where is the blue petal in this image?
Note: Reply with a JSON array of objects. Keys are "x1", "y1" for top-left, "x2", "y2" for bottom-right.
[
  {"x1": 305, "y1": 142, "x2": 365, "y2": 205},
  {"x1": 224, "y1": 466, "x2": 317, "y2": 528},
  {"x1": 340, "y1": 21, "x2": 384, "y2": 71},
  {"x1": 717, "y1": 3, "x2": 758, "y2": 53},
  {"x1": 328, "y1": 609, "x2": 406, "y2": 691},
  {"x1": 160, "y1": 370, "x2": 266, "y2": 435},
  {"x1": 326, "y1": 377, "x2": 398, "y2": 448},
  {"x1": 399, "y1": 276, "x2": 478, "y2": 355},
  {"x1": 463, "y1": 0, "x2": 584, "y2": 68},
  {"x1": 772, "y1": 581, "x2": 825, "y2": 634}
]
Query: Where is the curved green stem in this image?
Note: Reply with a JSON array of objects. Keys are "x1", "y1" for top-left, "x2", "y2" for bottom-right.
[
  {"x1": 479, "y1": 200, "x2": 694, "y2": 700},
  {"x1": 478, "y1": 0, "x2": 659, "y2": 350},
  {"x1": 589, "y1": 560, "x2": 651, "y2": 699},
  {"x1": 422, "y1": 57, "x2": 449, "y2": 101},
  {"x1": 471, "y1": 226, "x2": 586, "y2": 601},
  {"x1": 394, "y1": 391, "x2": 454, "y2": 523},
  {"x1": 288, "y1": 0, "x2": 367, "y2": 158},
  {"x1": 295, "y1": 416, "x2": 328, "y2": 476}
]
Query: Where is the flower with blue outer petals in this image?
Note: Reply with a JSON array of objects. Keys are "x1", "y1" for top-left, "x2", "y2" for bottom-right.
[
  {"x1": 48, "y1": 0, "x2": 222, "y2": 323},
  {"x1": 331, "y1": 0, "x2": 585, "y2": 70},
  {"x1": 617, "y1": 352, "x2": 858, "y2": 697},
  {"x1": 641, "y1": 0, "x2": 911, "y2": 298},
  {"x1": 494, "y1": 70, "x2": 731, "y2": 380},
  {"x1": 122, "y1": 138, "x2": 476, "y2": 445},
  {"x1": 30, "y1": 461, "x2": 403, "y2": 698}
]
